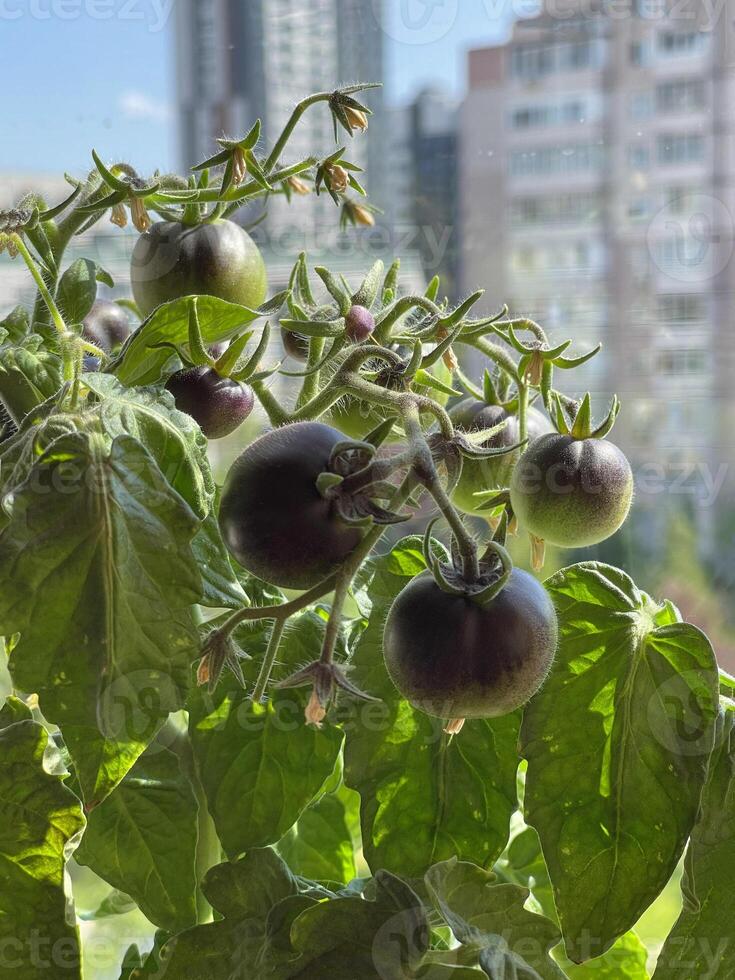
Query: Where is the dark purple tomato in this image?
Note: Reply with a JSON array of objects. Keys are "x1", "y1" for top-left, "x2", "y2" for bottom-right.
[
  {"x1": 510, "y1": 433, "x2": 633, "y2": 548},
  {"x1": 130, "y1": 219, "x2": 267, "y2": 317},
  {"x1": 449, "y1": 400, "x2": 552, "y2": 514},
  {"x1": 218, "y1": 421, "x2": 363, "y2": 589},
  {"x1": 383, "y1": 569, "x2": 558, "y2": 719},
  {"x1": 82, "y1": 300, "x2": 131, "y2": 351},
  {"x1": 281, "y1": 327, "x2": 310, "y2": 361},
  {"x1": 345, "y1": 304, "x2": 375, "y2": 342},
  {"x1": 165, "y1": 366, "x2": 254, "y2": 440}
]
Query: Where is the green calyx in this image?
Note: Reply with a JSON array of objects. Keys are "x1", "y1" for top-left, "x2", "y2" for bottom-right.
[
  {"x1": 552, "y1": 391, "x2": 621, "y2": 440},
  {"x1": 422, "y1": 517, "x2": 513, "y2": 607}
]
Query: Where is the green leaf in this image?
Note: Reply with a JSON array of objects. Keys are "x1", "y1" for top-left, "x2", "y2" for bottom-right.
[
  {"x1": 0, "y1": 305, "x2": 30, "y2": 342},
  {"x1": 288, "y1": 870, "x2": 429, "y2": 978},
  {"x1": 343, "y1": 537, "x2": 520, "y2": 877},
  {"x1": 560, "y1": 931, "x2": 649, "y2": 978},
  {"x1": 0, "y1": 432, "x2": 201, "y2": 804},
  {"x1": 0, "y1": 694, "x2": 33, "y2": 726},
  {"x1": 57, "y1": 257, "x2": 113, "y2": 324},
  {"x1": 498, "y1": 826, "x2": 650, "y2": 977},
  {"x1": 80, "y1": 888, "x2": 137, "y2": 921},
  {"x1": 277, "y1": 787, "x2": 358, "y2": 884},
  {"x1": 84, "y1": 372, "x2": 213, "y2": 519},
  {"x1": 425, "y1": 857, "x2": 566, "y2": 980},
  {"x1": 188, "y1": 614, "x2": 344, "y2": 858},
  {"x1": 118, "y1": 930, "x2": 169, "y2": 979},
  {"x1": 204, "y1": 847, "x2": 298, "y2": 918},
  {"x1": 159, "y1": 848, "x2": 300, "y2": 978},
  {"x1": 0, "y1": 718, "x2": 85, "y2": 979},
  {"x1": 111, "y1": 295, "x2": 261, "y2": 386},
  {"x1": 497, "y1": 825, "x2": 556, "y2": 919},
  {"x1": 653, "y1": 705, "x2": 735, "y2": 979},
  {"x1": 75, "y1": 747, "x2": 198, "y2": 932},
  {"x1": 0, "y1": 332, "x2": 63, "y2": 424},
  {"x1": 521, "y1": 562, "x2": 719, "y2": 962},
  {"x1": 479, "y1": 940, "x2": 544, "y2": 979},
  {"x1": 191, "y1": 498, "x2": 248, "y2": 610}
]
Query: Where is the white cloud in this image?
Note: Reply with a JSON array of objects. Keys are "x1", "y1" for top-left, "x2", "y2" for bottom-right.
[{"x1": 118, "y1": 91, "x2": 171, "y2": 123}]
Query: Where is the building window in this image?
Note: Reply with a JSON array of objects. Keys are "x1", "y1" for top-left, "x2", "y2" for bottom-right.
[
  {"x1": 510, "y1": 143, "x2": 604, "y2": 177},
  {"x1": 509, "y1": 192, "x2": 602, "y2": 225},
  {"x1": 630, "y1": 40, "x2": 652, "y2": 66},
  {"x1": 658, "y1": 349, "x2": 707, "y2": 375},
  {"x1": 511, "y1": 44, "x2": 554, "y2": 79},
  {"x1": 658, "y1": 293, "x2": 707, "y2": 323},
  {"x1": 628, "y1": 143, "x2": 650, "y2": 170},
  {"x1": 629, "y1": 91, "x2": 654, "y2": 120},
  {"x1": 664, "y1": 186, "x2": 699, "y2": 213},
  {"x1": 656, "y1": 78, "x2": 705, "y2": 113},
  {"x1": 655, "y1": 236, "x2": 709, "y2": 275},
  {"x1": 510, "y1": 99, "x2": 587, "y2": 129},
  {"x1": 510, "y1": 39, "x2": 604, "y2": 79},
  {"x1": 657, "y1": 133, "x2": 705, "y2": 165},
  {"x1": 657, "y1": 31, "x2": 708, "y2": 56}
]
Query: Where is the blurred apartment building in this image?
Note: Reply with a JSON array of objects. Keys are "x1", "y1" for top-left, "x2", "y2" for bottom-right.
[
  {"x1": 461, "y1": 0, "x2": 735, "y2": 533},
  {"x1": 392, "y1": 89, "x2": 460, "y2": 298},
  {"x1": 175, "y1": 0, "x2": 385, "y2": 249}
]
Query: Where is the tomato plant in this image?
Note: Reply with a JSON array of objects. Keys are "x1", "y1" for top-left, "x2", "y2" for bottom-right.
[{"x1": 0, "y1": 85, "x2": 732, "y2": 980}]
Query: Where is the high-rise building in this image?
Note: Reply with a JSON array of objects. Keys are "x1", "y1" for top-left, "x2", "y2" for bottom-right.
[
  {"x1": 175, "y1": 0, "x2": 385, "y2": 245},
  {"x1": 384, "y1": 88, "x2": 460, "y2": 298},
  {"x1": 460, "y1": 0, "x2": 735, "y2": 541}
]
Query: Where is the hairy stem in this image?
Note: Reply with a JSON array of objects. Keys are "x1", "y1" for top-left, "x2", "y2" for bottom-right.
[
  {"x1": 295, "y1": 336, "x2": 326, "y2": 411},
  {"x1": 265, "y1": 92, "x2": 332, "y2": 172},
  {"x1": 318, "y1": 471, "x2": 417, "y2": 669},
  {"x1": 518, "y1": 381, "x2": 529, "y2": 445},
  {"x1": 251, "y1": 379, "x2": 290, "y2": 426},
  {"x1": 342, "y1": 372, "x2": 453, "y2": 438},
  {"x1": 12, "y1": 234, "x2": 67, "y2": 337},
  {"x1": 402, "y1": 402, "x2": 479, "y2": 582},
  {"x1": 374, "y1": 295, "x2": 442, "y2": 344},
  {"x1": 251, "y1": 618, "x2": 286, "y2": 704}
]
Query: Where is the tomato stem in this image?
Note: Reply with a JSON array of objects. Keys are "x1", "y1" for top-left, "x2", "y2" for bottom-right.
[
  {"x1": 295, "y1": 336, "x2": 326, "y2": 410},
  {"x1": 11, "y1": 234, "x2": 67, "y2": 337},
  {"x1": 264, "y1": 92, "x2": 332, "y2": 173},
  {"x1": 251, "y1": 618, "x2": 287, "y2": 704},
  {"x1": 518, "y1": 381, "x2": 529, "y2": 445},
  {"x1": 402, "y1": 401, "x2": 480, "y2": 583}
]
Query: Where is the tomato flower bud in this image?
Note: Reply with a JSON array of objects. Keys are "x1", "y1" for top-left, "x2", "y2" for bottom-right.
[
  {"x1": 129, "y1": 196, "x2": 151, "y2": 233},
  {"x1": 110, "y1": 202, "x2": 128, "y2": 228},
  {"x1": 325, "y1": 163, "x2": 349, "y2": 195},
  {"x1": 305, "y1": 689, "x2": 327, "y2": 728},
  {"x1": 232, "y1": 145, "x2": 247, "y2": 186},
  {"x1": 286, "y1": 176, "x2": 311, "y2": 196},
  {"x1": 344, "y1": 106, "x2": 369, "y2": 133}
]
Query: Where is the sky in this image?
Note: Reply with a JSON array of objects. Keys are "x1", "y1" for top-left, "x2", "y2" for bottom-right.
[{"x1": 0, "y1": 0, "x2": 520, "y2": 178}]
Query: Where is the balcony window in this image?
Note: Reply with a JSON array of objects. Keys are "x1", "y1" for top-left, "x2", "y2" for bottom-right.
[
  {"x1": 510, "y1": 143, "x2": 605, "y2": 177},
  {"x1": 658, "y1": 349, "x2": 708, "y2": 375},
  {"x1": 657, "y1": 31, "x2": 708, "y2": 56},
  {"x1": 656, "y1": 79, "x2": 706, "y2": 113},
  {"x1": 657, "y1": 133, "x2": 705, "y2": 165}
]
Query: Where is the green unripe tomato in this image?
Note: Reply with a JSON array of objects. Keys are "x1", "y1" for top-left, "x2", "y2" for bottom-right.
[
  {"x1": 130, "y1": 219, "x2": 267, "y2": 317},
  {"x1": 449, "y1": 400, "x2": 552, "y2": 515},
  {"x1": 509, "y1": 433, "x2": 633, "y2": 548}
]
